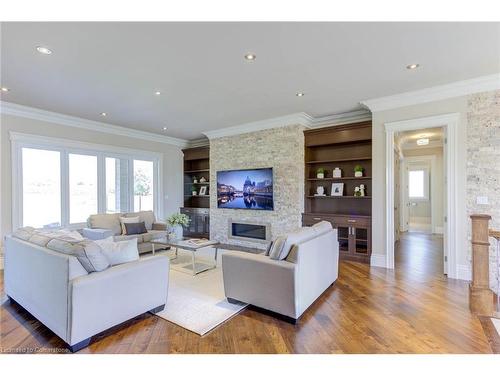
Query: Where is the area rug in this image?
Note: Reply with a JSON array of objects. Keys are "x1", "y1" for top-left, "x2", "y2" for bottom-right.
[{"x1": 155, "y1": 247, "x2": 247, "y2": 335}]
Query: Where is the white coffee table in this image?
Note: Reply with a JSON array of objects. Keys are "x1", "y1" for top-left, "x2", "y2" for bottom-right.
[{"x1": 151, "y1": 237, "x2": 219, "y2": 276}]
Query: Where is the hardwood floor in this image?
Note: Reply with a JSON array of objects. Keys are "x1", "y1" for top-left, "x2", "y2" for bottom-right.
[{"x1": 0, "y1": 232, "x2": 495, "y2": 353}]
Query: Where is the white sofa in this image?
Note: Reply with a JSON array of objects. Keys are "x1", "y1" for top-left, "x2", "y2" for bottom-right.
[
  {"x1": 4, "y1": 234, "x2": 169, "y2": 352},
  {"x1": 83, "y1": 211, "x2": 167, "y2": 254},
  {"x1": 222, "y1": 222, "x2": 339, "y2": 323}
]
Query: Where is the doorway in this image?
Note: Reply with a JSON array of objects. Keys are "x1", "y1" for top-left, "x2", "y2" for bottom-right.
[
  {"x1": 395, "y1": 127, "x2": 445, "y2": 274},
  {"x1": 384, "y1": 113, "x2": 460, "y2": 278}
]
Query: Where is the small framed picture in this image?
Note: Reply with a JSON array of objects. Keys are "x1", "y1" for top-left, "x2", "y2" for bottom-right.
[
  {"x1": 331, "y1": 183, "x2": 344, "y2": 196},
  {"x1": 199, "y1": 186, "x2": 207, "y2": 195}
]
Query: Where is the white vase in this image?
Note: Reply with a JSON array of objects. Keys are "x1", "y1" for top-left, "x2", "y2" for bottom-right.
[
  {"x1": 355, "y1": 171, "x2": 363, "y2": 177},
  {"x1": 317, "y1": 173, "x2": 324, "y2": 179},
  {"x1": 333, "y1": 168, "x2": 342, "y2": 178},
  {"x1": 170, "y1": 224, "x2": 184, "y2": 239}
]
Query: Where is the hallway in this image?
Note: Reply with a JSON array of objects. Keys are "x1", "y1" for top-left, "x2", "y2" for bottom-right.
[{"x1": 395, "y1": 231, "x2": 444, "y2": 278}]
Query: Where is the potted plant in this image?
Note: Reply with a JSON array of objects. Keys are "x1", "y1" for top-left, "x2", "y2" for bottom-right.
[
  {"x1": 354, "y1": 165, "x2": 363, "y2": 177},
  {"x1": 317, "y1": 167, "x2": 325, "y2": 179},
  {"x1": 191, "y1": 185, "x2": 197, "y2": 196},
  {"x1": 166, "y1": 213, "x2": 191, "y2": 239}
]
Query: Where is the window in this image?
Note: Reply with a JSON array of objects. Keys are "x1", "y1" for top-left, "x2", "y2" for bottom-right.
[
  {"x1": 106, "y1": 157, "x2": 130, "y2": 213},
  {"x1": 69, "y1": 154, "x2": 98, "y2": 223},
  {"x1": 13, "y1": 133, "x2": 162, "y2": 229},
  {"x1": 134, "y1": 160, "x2": 154, "y2": 211},
  {"x1": 22, "y1": 148, "x2": 61, "y2": 228},
  {"x1": 408, "y1": 169, "x2": 429, "y2": 200}
]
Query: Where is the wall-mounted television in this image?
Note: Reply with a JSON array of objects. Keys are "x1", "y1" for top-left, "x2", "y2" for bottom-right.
[{"x1": 217, "y1": 168, "x2": 273, "y2": 210}]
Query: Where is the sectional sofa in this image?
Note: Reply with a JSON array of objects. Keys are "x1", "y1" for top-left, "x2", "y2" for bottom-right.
[
  {"x1": 4, "y1": 229, "x2": 169, "y2": 352},
  {"x1": 222, "y1": 221, "x2": 339, "y2": 323},
  {"x1": 84, "y1": 210, "x2": 167, "y2": 254}
]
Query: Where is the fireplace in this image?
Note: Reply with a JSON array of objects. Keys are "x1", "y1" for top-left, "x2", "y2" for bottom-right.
[{"x1": 228, "y1": 219, "x2": 271, "y2": 243}]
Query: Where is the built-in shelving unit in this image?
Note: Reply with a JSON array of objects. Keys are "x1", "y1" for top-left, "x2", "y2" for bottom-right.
[
  {"x1": 303, "y1": 121, "x2": 372, "y2": 263},
  {"x1": 182, "y1": 146, "x2": 210, "y2": 238}
]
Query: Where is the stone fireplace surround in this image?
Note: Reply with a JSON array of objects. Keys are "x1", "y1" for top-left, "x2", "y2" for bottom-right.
[{"x1": 209, "y1": 124, "x2": 305, "y2": 249}]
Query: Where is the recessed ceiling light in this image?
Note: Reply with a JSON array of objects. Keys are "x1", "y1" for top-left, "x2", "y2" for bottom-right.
[
  {"x1": 244, "y1": 53, "x2": 256, "y2": 61},
  {"x1": 162, "y1": 127, "x2": 167, "y2": 131},
  {"x1": 296, "y1": 92, "x2": 305, "y2": 97},
  {"x1": 36, "y1": 46, "x2": 53, "y2": 55},
  {"x1": 417, "y1": 138, "x2": 429, "y2": 146},
  {"x1": 100, "y1": 112, "x2": 107, "y2": 117},
  {"x1": 406, "y1": 63, "x2": 420, "y2": 70},
  {"x1": 155, "y1": 91, "x2": 161, "y2": 96},
  {"x1": 1, "y1": 87, "x2": 10, "y2": 92}
]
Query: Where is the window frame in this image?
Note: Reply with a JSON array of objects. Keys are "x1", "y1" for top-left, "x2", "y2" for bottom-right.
[
  {"x1": 11, "y1": 132, "x2": 163, "y2": 230},
  {"x1": 407, "y1": 165, "x2": 430, "y2": 202}
]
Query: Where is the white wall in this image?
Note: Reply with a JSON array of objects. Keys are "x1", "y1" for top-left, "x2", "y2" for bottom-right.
[
  {"x1": 0, "y1": 113, "x2": 184, "y2": 242},
  {"x1": 371, "y1": 96, "x2": 469, "y2": 274}
]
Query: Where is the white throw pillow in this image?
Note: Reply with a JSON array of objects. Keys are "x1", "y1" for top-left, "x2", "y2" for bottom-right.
[
  {"x1": 97, "y1": 237, "x2": 139, "y2": 266},
  {"x1": 119, "y1": 216, "x2": 140, "y2": 234}
]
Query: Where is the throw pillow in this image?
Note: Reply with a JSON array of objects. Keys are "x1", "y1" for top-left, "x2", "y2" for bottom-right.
[
  {"x1": 280, "y1": 226, "x2": 317, "y2": 260},
  {"x1": 264, "y1": 240, "x2": 273, "y2": 256},
  {"x1": 46, "y1": 238, "x2": 110, "y2": 272},
  {"x1": 269, "y1": 236, "x2": 287, "y2": 260},
  {"x1": 285, "y1": 244, "x2": 299, "y2": 264},
  {"x1": 12, "y1": 227, "x2": 36, "y2": 241},
  {"x1": 98, "y1": 238, "x2": 140, "y2": 266},
  {"x1": 28, "y1": 233, "x2": 52, "y2": 247},
  {"x1": 120, "y1": 216, "x2": 140, "y2": 235},
  {"x1": 124, "y1": 222, "x2": 148, "y2": 235}
]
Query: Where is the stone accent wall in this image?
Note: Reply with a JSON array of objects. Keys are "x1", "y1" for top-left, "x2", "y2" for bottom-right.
[
  {"x1": 467, "y1": 89, "x2": 500, "y2": 292},
  {"x1": 209, "y1": 125, "x2": 305, "y2": 249}
]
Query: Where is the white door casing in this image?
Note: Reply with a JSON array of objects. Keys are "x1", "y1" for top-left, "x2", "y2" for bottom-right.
[{"x1": 384, "y1": 113, "x2": 460, "y2": 278}]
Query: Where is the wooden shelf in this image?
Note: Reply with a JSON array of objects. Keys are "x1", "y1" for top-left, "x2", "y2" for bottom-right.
[
  {"x1": 306, "y1": 157, "x2": 371, "y2": 164},
  {"x1": 183, "y1": 146, "x2": 210, "y2": 211},
  {"x1": 306, "y1": 196, "x2": 371, "y2": 199},
  {"x1": 184, "y1": 169, "x2": 209, "y2": 173},
  {"x1": 307, "y1": 177, "x2": 371, "y2": 181}
]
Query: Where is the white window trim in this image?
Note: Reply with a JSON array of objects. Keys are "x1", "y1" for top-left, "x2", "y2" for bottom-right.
[{"x1": 10, "y1": 132, "x2": 163, "y2": 230}]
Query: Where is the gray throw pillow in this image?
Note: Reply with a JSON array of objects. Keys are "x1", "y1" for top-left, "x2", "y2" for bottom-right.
[
  {"x1": 124, "y1": 222, "x2": 147, "y2": 235},
  {"x1": 264, "y1": 241, "x2": 273, "y2": 256},
  {"x1": 269, "y1": 236, "x2": 287, "y2": 260},
  {"x1": 47, "y1": 238, "x2": 110, "y2": 272},
  {"x1": 12, "y1": 227, "x2": 36, "y2": 241}
]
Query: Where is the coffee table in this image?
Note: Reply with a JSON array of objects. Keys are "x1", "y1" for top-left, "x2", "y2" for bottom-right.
[{"x1": 151, "y1": 237, "x2": 219, "y2": 276}]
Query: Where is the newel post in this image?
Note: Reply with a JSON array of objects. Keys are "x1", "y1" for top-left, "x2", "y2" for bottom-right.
[{"x1": 469, "y1": 214, "x2": 494, "y2": 316}]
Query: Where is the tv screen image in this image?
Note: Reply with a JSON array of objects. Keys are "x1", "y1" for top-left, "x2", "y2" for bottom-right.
[{"x1": 217, "y1": 168, "x2": 273, "y2": 210}]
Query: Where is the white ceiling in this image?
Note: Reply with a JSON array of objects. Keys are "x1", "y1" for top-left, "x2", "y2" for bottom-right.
[{"x1": 1, "y1": 22, "x2": 499, "y2": 140}]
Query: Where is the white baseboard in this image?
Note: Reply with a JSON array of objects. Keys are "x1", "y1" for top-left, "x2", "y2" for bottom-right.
[
  {"x1": 434, "y1": 226, "x2": 444, "y2": 234},
  {"x1": 370, "y1": 254, "x2": 387, "y2": 268},
  {"x1": 456, "y1": 264, "x2": 472, "y2": 281}
]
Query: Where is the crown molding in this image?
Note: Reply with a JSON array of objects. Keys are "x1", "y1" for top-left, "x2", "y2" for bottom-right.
[
  {"x1": 202, "y1": 112, "x2": 314, "y2": 139},
  {"x1": 0, "y1": 101, "x2": 189, "y2": 148},
  {"x1": 185, "y1": 137, "x2": 210, "y2": 149},
  {"x1": 309, "y1": 109, "x2": 371, "y2": 128},
  {"x1": 361, "y1": 73, "x2": 500, "y2": 112}
]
